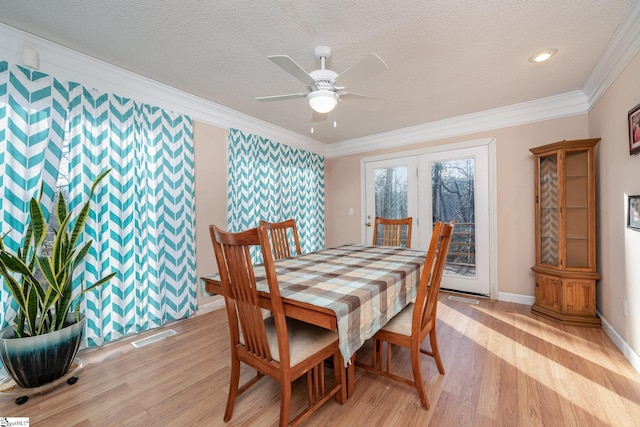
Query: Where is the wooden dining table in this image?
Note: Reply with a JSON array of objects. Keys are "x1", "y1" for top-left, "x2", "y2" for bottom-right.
[{"x1": 201, "y1": 243, "x2": 426, "y2": 398}]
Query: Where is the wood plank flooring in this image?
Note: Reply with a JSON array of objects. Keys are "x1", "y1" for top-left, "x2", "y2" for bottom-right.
[{"x1": 1, "y1": 292, "x2": 640, "y2": 426}]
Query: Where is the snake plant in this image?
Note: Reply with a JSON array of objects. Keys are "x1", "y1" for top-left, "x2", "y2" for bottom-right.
[{"x1": 0, "y1": 169, "x2": 116, "y2": 338}]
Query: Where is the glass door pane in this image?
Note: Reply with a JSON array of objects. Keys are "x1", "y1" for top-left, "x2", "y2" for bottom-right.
[
  {"x1": 539, "y1": 154, "x2": 559, "y2": 266},
  {"x1": 564, "y1": 150, "x2": 589, "y2": 268},
  {"x1": 365, "y1": 158, "x2": 417, "y2": 245},
  {"x1": 374, "y1": 165, "x2": 408, "y2": 218},
  {"x1": 431, "y1": 158, "x2": 477, "y2": 278},
  {"x1": 373, "y1": 166, "x2": 409, "y2": 245}
]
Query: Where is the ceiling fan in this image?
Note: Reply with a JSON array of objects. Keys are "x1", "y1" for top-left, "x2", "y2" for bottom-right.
[{"x1": 256, "y1": 46, "x2": 387, "y2": 120}]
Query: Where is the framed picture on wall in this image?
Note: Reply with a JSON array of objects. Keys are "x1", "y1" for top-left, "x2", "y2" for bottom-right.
[
  {"x1": 628, "y1": 103, "x2": 640, "y2": 155},
  {"x1": 628, "y1": 195, "x2": 640, "y2": 231}
]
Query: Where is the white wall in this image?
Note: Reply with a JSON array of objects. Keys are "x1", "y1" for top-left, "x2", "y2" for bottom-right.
[{"x1": 589, "y1": 52, "x2": 640, "y2": 371}]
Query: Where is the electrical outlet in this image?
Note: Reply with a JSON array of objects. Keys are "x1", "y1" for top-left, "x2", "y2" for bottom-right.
[{"x1": 623, "y1": 300, "x2": 628, "y2": 317}]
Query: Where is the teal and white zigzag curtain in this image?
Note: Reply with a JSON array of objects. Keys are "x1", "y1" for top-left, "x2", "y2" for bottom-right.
[
  {"x1": 227, "y1": 128, "x2": 325, "y2": 261},
  {"x1": 67, "y1": 86, "x2": 196, "y2": 346},
  {"x1": 0, "y1": 62, "x2": 196, "y2": 347},
  {"x1": 0, "y1": 63, "x2": 68, "y2": 328}
]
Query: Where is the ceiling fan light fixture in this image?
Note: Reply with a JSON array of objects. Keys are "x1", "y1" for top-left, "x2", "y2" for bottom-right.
[{"x1": 308, "y1": 90, "x2": 338, "y2": 113}]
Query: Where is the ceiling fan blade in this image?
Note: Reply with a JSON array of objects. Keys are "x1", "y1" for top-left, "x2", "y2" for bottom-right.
[
  {"x1": 335, "y1": 53, "x2": 388, "y2": 87},
  {"x1": 268, "y1": 55, "x2": 317, "y2": 86},
  {"x1": 256, "y1": 93, "x2": 308, "y2": 102},
  {"x1": 340, "y1": 91, "x2": 383, "y2": 101},
  {"x1": 311, "y1": 110, "x2": 327, "y2": 123},
  {"x1": 340, "y1": 92, "x2": 385, "y2": 111}
]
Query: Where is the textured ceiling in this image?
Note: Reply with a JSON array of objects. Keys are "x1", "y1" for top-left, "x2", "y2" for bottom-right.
[{"x1": 0, "y1": 0, "x2": 634, "y2": 144}]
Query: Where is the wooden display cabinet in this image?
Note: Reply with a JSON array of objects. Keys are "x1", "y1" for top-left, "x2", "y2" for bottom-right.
[{"x1": 530, "y1": 138, "x2": 601, "y2": 327}]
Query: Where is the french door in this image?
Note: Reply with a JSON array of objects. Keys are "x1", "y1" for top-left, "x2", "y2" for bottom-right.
[{"x1": 364, "y1": 143, "x2": 492, "y2": 296}]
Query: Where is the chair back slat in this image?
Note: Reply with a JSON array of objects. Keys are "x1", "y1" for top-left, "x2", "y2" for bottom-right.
[
  {"x1": 271, "y1": 227, "x2": 292, "y2": 259},
  {"x1": 373, "y1": 217, "x2": 413, "y2": 248},
  {"x1": 260, "y1": 219, "x2": 302, "y2": 259},
  {"x1": 413, "y1": 221, "x2": 455, "y2": 334},
  {"x1": 211, "y1": 225, "x2": 288, "y2": 363},
  {"x1": 384, "y1": 224, "x2": 402, "y2": 246}
]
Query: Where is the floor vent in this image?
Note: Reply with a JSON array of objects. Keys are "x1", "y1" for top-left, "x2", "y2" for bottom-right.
[
  {"x1": 448, "y1": 295, "x2": 480, "y2": 305},
  {"x1": 131, "y1": 329, "x2": 177, "y2": 348}
]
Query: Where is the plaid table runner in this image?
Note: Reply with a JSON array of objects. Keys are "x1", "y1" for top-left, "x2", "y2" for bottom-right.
[{"x1": 206, "y1": 244, "x2": 426, "y2": 364}]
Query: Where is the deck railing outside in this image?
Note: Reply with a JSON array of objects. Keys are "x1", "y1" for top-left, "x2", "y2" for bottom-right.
[{"x1": 445, "y1": 222, "x2": 476, "y2": 277}]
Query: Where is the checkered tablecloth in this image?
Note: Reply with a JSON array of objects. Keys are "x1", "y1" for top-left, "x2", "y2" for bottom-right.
[{"x1": 206, "y1": 244, "x2": 426, "y2": 364}]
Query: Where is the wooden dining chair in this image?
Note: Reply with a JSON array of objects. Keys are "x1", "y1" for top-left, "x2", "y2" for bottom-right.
[
  {"x1": 260, "y1": 218, "x2": 303, "y2": 259},
  {"x1": 358, "y1": 221, "x2": 454, "y2": 410},
  {"x1": 372, "y1": 216, "x2": 413, "y2": 248},
  {"x1": 210, "y1": 225, "x2": 345, "y2": 427}
]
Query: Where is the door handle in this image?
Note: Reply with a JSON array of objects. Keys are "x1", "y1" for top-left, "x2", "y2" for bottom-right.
[{"x1": 365, "y1": 222, "x2": 371, "y2": 227}]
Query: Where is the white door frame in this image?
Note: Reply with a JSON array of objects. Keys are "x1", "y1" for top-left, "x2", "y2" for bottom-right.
[{"x1": 360, "y1": 137, "x2": 498, "y2": 299}]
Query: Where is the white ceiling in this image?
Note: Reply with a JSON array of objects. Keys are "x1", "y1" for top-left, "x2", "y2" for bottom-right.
[{"x1": 0, "y1": 1, "x2": 636, "y2": 145}]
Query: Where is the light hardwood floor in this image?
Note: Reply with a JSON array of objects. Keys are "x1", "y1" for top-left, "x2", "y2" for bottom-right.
[{"x1": 1, "y1": 292, "x2": 640, "y2": 426}]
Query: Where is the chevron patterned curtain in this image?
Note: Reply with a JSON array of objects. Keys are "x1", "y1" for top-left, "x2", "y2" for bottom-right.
[
  {"x1": 0, "y1": 62, "x2": 68, "y2": 329},
  {"x1": 227, "y1": 128, "x2": 326, "y2": 261},
  {"x1": 67, "y1": 86, "x2": 196, "y2": 346},
  {"x1": 0, "y1": 62, "x2": 196, "y2": 346}
]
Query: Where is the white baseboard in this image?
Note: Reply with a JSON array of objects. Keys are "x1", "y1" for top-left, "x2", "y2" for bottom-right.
[
  {"x1": 598, "y1": 310, "x2": 640, "y2": 375},
  {"x1": 498, "y1": 292, "x2": 535, "y2": 305},
  {"x1": 196, "y1": 297, "x2": 225, "y2": 314}
]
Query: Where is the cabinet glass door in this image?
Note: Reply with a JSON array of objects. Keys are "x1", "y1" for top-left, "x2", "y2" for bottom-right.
[
  {"x1": 539, "y1": 154, "x2": 558, "y2": 266},
  {"x1": 565, "y1": 150, "x2": 589, "y2": 268}
]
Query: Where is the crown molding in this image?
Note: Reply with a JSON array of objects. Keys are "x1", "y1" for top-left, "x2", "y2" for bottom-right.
[
  {"x1": 582, "y1": 0, "x2": 640, "y2": 108},
  {"x1": 325, "y1": 91, "x2": 588, "y2": 158},
  {"x1": 0, "y1": 23, "x2": 325, "y2": 156}
]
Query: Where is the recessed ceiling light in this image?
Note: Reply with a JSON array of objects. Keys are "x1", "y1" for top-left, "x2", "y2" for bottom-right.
[
  {"x1": 529, "y1": 49, "x2": 558, "y2": 63},
  {"x1": 534, "y1": 51, "x2": 553, "y2": 62}
]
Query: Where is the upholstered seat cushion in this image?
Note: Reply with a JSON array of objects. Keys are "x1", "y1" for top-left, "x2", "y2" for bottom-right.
[
  {"x1": 262, "y1": 316, "x2": 338, "y2": 366},
  {"x1": 380, "y1": 302, "x2": 414, "y2": 336}
]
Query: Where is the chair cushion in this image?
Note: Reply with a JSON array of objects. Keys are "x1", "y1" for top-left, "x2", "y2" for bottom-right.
[
  {"x1": 263, "y1": 316, "x2": 338, "y2": 366},
  {"x1": 380, "y1": 302, "x2": 414, "y2": 336}
]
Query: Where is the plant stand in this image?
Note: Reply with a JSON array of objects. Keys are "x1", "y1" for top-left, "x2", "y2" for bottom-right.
[{"x1": 0, "y1": 358, "x2": 83, "y2": 405}]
